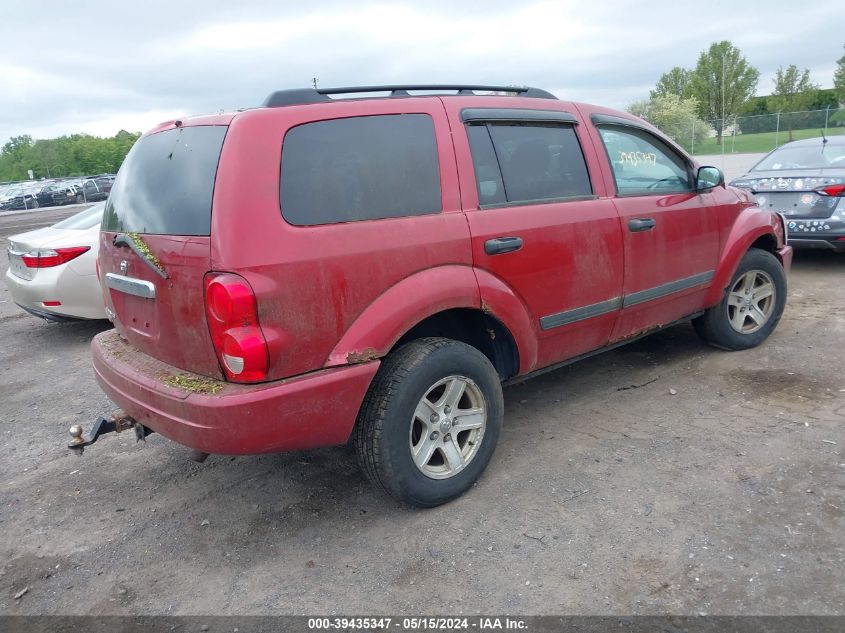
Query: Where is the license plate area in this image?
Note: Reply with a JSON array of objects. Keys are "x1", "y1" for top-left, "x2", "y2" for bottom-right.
[
  {"x1": 107, "y1": 283, "x2": 159, "y2": 339},
  {"x1": 755, "y1": 192, "x2": 837, "y2": 218},
  {"x1": 8, "y1": 252, "x2": 33, "y2": 280}
]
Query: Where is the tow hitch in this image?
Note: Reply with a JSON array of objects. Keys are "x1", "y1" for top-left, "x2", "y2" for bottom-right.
[{"x1": 68, "y1": 409, "x2": 153, "y2": 454}]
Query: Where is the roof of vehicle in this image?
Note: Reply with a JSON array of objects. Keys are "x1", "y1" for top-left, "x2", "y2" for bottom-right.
[
  {"x1": 262, "y1": 84, "x2": 558, "y2": 107},
  {"x1": 774, "y1": 135, "x2": 845, "y2": 148}
]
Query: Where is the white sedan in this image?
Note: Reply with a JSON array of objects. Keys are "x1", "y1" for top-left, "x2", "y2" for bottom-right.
[{"x1": 6, "y1": 203, "x2": 107, "y2": 321}]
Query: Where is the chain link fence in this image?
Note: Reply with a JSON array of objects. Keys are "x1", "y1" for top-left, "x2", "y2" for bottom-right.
[{"x1": 686, "y1": 106, "x2": 845, "y2": 156}]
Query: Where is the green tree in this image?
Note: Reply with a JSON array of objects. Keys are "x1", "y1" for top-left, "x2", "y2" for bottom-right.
[
  {"x1": 628, "y1": 94, "x2": 711, "y2": 151},
  {"x1": 0, "y1": 131, "x2": 140, "y2": 182},
  {"x1": 688, "y1": 41, "x2": 760, "y2": 145},
  {"x1": 834, "y1": 44, "x2": 845, "y2": 104},
  {"x1": 770, "y1": 65, "x2": 819, "y2": 141},
  {"x1": 650, "y1": 67, "x2": 692, "y2": 100}
]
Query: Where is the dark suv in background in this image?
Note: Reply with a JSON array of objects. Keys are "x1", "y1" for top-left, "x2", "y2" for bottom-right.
[{"x1": 81, "y1": 176, "x2": 114, "y2": 202}]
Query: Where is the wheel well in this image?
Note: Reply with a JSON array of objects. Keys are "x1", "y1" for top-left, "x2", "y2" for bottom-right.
[
  {"x1": 750, "y1": 233, "x2": 776, "y2": 254},
  {"x1": 395, "y1": 309, "x2": 519, "y2": 380}
]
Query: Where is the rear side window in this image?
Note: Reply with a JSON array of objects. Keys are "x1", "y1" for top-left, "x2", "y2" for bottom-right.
[
  {"x1": 280, "y1": 114, "x2": 441, "y2": 226},
  {"x1": 466, "y1": 122, "x2": 592, "y2": 207},
  {"x1": 103, "y1": 126, "x2": 227, "y2": 235}
]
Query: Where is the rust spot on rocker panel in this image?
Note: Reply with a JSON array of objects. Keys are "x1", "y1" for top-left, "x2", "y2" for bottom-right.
[{"x1": 347, "y1": 348, "x2": 380, "y2": 364}]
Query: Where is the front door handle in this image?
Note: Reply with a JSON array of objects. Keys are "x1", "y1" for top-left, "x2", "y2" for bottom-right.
[
  {"x1": 484, "y1": 236, "x2": 523, "y2": 255},
  {"x1": 628, "y1": 218, "x2": 656, "y2": 232}
]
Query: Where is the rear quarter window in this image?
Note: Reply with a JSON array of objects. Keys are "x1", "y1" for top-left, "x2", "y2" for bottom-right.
[
  {"x1": 280, "y1": 114, "x2": 441, "y2": 226},
  {"x1": 103, "y1": 125, "x2": 227, "y2": 235}
]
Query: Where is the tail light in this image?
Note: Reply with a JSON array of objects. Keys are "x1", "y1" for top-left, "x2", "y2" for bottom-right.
[
  {"x1": 204, "y1": 273, "x2": 269, "y2": 383},
  {"x1": 815, "y1": 183, "x2": 845, "y2": 197},
  {"x1": 22, "y1": 246, "x2": 90, "y2": 268}
]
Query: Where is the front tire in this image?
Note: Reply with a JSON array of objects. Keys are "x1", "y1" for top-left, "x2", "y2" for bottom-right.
[
  {"x1": 693, "y1": 248, "x2": 786, "y2": 350},
  {"x1": 354, "y1": 337, "x2": 503, "y2": 507}
]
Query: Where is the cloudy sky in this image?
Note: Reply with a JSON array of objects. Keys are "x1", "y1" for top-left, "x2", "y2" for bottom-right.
[{"x1": 0, "y1": 0, "x2": 841, "y2": 144}]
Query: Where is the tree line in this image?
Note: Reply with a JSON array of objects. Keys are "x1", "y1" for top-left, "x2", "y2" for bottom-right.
[
  {"x1": 0, "y1": 131, "x2": 141, "y2": 183},
  {"x1": 629, "y1": 41, "x2": 845, "y2": 150}
]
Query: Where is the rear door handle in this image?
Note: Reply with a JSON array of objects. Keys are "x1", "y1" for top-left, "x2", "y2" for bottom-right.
[
  {"x1": 628, "y1": 218, "x2": 656, "y2": 232},
  {"x1": 484, "y1": 236, "x2": 523, "y2": 255}
]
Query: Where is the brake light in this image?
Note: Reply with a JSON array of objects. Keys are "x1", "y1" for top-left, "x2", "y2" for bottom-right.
[
  {"x1": 204, "y1": 273, "x2": 269, "y2": 382},
  {"x1": 22, "y1": 246, "x2": 90, "y2": 268},
  {"x1": 816, "y1": 183, "x2": 845, "y2": 197}
]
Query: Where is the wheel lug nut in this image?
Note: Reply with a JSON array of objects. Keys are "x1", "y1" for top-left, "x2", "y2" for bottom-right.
[
  {"x1": 444, "y1": 405, "x2": 451, "y2": 414},
  {"x1": 430, "y1": 431, "x2": 439, "y2": 440},
  {"x1": 430, "y1": 413, "x2": 439, "y2": 423}
]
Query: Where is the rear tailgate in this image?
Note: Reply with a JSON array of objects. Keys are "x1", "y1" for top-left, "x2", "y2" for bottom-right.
[{"x1": 99, "y1": 123, "x2": 229, "y2": 379}]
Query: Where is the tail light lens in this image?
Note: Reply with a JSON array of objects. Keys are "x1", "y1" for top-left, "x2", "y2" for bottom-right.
[
  {"x1": 204, "y1": 273, "x2": 269, "y2": 383},
  {"x1": 816, "y1": 183, "x2": 845, "y2": 197},
  {"x1": 22, "y1": 246, "x2": 90, "y2": 268}
]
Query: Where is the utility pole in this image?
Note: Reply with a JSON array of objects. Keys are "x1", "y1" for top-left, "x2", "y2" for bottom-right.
[
  {"x1": 721, "y1": 52, "x2": 727, "y2": 167},
  {"x1": 311, "y1": 77, "x2": 319, "y2": 89}
]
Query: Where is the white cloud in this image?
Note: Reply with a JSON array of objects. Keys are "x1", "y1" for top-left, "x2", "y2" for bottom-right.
[{"x1": 0, "y1": 0, "x2": 841, "y2": 144}]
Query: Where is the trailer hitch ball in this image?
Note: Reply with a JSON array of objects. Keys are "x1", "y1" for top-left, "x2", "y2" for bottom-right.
[{"x1": 69, "y1": 425, "x2": 84, "y2": 445}]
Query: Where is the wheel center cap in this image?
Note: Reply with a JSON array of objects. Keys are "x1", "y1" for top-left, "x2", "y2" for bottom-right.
[{"x1": 439, "y1": 418, "x2": 452, "y2": 433}]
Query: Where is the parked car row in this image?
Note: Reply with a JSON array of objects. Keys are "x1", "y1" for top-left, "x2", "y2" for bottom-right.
[{"x1": 0, "y1": 175, "x2": 114, "y2": 211}]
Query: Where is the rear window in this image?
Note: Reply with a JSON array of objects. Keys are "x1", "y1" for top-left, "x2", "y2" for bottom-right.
[
  {"x1": 753, "y1": 144, "x2": 845, "y2": 171},
  {"x1": 280, "y1": 114, "x2": 441, "y2": 226},
  {"x1": 103, "y1": 126, "x2": 227, "y2": 235},
  {"x1": 53, "y1": 203, "x2": 105, "y2": 229}
]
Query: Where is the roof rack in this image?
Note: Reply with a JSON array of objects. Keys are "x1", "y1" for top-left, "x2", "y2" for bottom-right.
[{"x1": 262, "y1": 84, "x2": 557, "y2": 107}]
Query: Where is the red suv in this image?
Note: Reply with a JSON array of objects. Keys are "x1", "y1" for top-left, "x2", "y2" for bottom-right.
[{"x1": 77, "y1": 84, "x2": 791, "y2": 507}]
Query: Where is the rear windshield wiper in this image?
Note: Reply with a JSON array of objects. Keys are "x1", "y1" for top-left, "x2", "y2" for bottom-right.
[{"x1": 113, "y1": 233, "x2": 168, "y2": 279}]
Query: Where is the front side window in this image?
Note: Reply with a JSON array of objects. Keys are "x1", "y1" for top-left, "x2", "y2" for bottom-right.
[
  {"x1": 598, "y1": 126, "x2": 692, "y2": 196},
  {"x1": 280, "y1": 114, "x2": 441, "y2": 226},
  {"x1": 466, "y1": 122, "x2": 593, "y2": 207}
]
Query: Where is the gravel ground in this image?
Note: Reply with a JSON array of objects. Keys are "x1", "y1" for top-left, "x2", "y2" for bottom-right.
[{"x1": 0, "y1": 207, "x2": 843, "y2": 616}]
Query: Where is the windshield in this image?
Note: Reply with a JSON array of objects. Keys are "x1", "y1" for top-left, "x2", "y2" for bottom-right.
[
  {"x1": 53, "y1": 202, "x2": 105, "y2": 229},
  {"x1": 103, "y1": 125, "x2": 227, "y2": 235},
  {"x1": 753, "y1": 143, "x2": 845, "y2": 171}
]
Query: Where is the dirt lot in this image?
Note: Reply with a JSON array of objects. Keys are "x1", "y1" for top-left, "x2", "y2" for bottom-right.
[{"x1": 0, "y1": 208, "x2": 843, "y2": 616}]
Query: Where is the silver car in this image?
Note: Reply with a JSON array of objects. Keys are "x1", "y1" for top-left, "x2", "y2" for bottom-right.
[
  {"x1": 5, "y1": 203, "x2": 107, "y2": 320},
  {"x1": 730, "y1": 136, "x2": 845, "y2": 252}
]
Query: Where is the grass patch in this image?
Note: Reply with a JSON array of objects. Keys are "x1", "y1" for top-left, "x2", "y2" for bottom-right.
[
  {"x1": 691, "y1": 127, "x2": 843, "y2": 155},
  {"x1": 127, "y1": 232, "x2": 166, "y2": 276},
  {"x1": 159, "y1": 372, "x2": 225, "y2": 395}
]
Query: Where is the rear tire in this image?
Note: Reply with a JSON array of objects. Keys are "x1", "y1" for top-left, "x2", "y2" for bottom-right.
[
  {"x1": 354, "y1": 337, "x2": 503, "y2": 507},
  {"x1": 693, "y1": 248, "x2": 786, "y2": 350}
]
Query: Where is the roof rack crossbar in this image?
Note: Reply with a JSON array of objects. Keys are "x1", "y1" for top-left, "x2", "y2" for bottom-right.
[{"x1": 262, "y1": 84, "x2": 557, "y2": 107}]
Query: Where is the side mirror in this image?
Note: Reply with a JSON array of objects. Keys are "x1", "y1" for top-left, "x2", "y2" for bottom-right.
[{"x1": 696, "y1": 166, "x2": 724, "y2": 191}]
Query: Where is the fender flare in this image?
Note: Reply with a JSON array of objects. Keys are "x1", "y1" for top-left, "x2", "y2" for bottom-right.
[
  {"x1": 325, "y1": 265, "x2": 481, "y2": 366},
  {"x1": 704, "y1": 208, "x2": 784, "y2": 306},
  {"x1": 325, "y1": 265, "x2": 539, "y2": 375},
  {"x1": 473, "y1": 268, "x2": 539, "y2": 374}
]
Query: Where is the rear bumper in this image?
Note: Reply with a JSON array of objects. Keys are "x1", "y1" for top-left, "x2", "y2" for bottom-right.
[
  {"x1": 92, "y1": 330, "x2": 379, "y2": 455},
  {"x1": 788, "y1": 237, "x2": 845, "y2": 253},
  {"x1": 5, "y1": 267, "x2": 107, "y2": 320}
]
